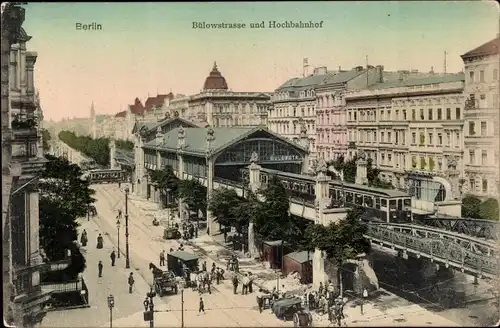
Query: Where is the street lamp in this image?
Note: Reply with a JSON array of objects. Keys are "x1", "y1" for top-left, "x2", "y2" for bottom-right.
[
  {"x1": 179, "y1": 283, "x2": 185, "y2": 328},
  {"x1": 361, "y1": 289, "x2": 368, "y2": 315},
  {"x1": 107, "y1": 294, "x2": 115, "y2": 328},
  {"x1": 124, "y1": 187, "x2": 130, "y2": 269},
  {"x1": 143, "y1": 286, "x2": 156, "y2": 328},
  {"x1": 116, "y1": 219, "x2": 121, "y2": 258}
]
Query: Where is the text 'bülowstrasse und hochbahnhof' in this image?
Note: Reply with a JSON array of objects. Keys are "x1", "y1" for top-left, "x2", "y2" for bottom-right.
[{"x1": 192, "y1": 20, "x2": 325, "y2": 29}]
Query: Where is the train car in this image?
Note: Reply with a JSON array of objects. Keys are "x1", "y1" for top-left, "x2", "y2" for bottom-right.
[{"x1": 84, "y1": 169, "x2": 126, "y2": 184}]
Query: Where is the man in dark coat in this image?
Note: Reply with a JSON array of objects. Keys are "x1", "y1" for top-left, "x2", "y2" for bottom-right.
[
  {"x1": 232, "y1": 275, "x2": 239, "y2": 295},
  {"x1": 98, "y1": 261, "x2": 103, "y2": 277},
  {"x1": 128, "y1": 272, "x2": 135, "y2": 293},
  {"x1": 110, "y1": 251, "x2": 116, "y2": 266},
  {"x1": 159, "y1": 250, "x2": 165, "y2": 266},
  {"x1": 198, "y1": 297, "x2": 205, "y2": 314}
]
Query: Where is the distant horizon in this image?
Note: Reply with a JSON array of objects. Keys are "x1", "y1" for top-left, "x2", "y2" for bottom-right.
[{"x1": 22, "y1": 1, "x2": 499, "y2": 121}]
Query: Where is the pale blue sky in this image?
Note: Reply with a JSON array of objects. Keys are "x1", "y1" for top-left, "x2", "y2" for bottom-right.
[{"x1": 21, "y1": 1, "x2": 499, "y2": 121}]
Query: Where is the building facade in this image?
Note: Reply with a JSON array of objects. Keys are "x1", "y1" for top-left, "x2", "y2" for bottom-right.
[
  {"x1": 461, "y1": 37, "x2": 500, "y2": 198},
  {"x1": 186, "y1": 62, "x2": 271, "y2": 128},
  {"x1": 2, "y1": 4, "x2": 59, "y2": 326},
  {"x1": 345, "y1": 73, "x2": 466, "y2": 208}
]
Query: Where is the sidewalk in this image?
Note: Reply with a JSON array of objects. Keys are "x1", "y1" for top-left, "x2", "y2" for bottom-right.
[{"x1": 40, "y1": 219, "x2": 155, "y2": 327}]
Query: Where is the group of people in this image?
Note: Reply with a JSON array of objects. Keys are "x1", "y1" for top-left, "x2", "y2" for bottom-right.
[
  {"x1": 181, "y1": 221, "x2": 198, "y2": 240},
  {"x1": 231, "y1": 272, "x2": 254, "y2": 295},
  {"x1": 302, "y1": 281, "x2": 346, "y2": 325},
  {"x1": 226, "y1": 254, "x2": 240, "y2": 272}
]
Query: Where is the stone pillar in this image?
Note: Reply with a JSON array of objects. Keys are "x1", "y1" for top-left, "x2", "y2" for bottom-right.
[
  {"x1": 247, "y1": 155, "x2": 261, "y2": 258},
  {"x1": 109, "y1": 138, "x2": 116, "y2": 169},
  {"x1": 355, "y1": 154, "x2": 368, "y2": 185},
  {"x1": 298, "y1": 119, "x2": 310, "y2": 173},
  {"x1": 177, "y1": 154, "x2": 184, "y2": 217},
  {"x1": 312, "y1": 158, "x2": 331, "y2": 289},
  {"x1": 205, "y1": 126, "x2": 217, "y2": 235}
]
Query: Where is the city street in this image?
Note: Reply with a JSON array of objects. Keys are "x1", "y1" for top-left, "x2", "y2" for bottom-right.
[{"x1": 87, "y1": 184, "x2": 460, "y2": 327}]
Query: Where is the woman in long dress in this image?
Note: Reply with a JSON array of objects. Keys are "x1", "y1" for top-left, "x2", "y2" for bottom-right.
[{"x1": 97, "y1": 233, "x2": 104, "y2": 249}]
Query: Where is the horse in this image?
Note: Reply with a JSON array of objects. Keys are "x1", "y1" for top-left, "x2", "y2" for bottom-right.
[
  {"x1": 149, "y1": 262, "x2": 164, "y2": 277},
  {"x1": 330, "y1": 300, "x2": 346, "y2": 327}
]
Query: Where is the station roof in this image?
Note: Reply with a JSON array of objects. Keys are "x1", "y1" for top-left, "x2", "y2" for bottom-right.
[
  {"x1": 132, "y1": 117, "x2": 198, "y2": 135},
  {"x1": 143, "y1": 126, "x2": 308, "y2": 157}
]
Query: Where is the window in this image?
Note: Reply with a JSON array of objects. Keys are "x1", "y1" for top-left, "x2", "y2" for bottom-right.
[
  {"x1": 469, "y1": 121, "x2": 476, "y2": 135},
  {"x1": 381, "y1": 132, "x2": 385, "y2": 142},
  {"x1": 494, "y1": 69, "x2": 498, "y2": 81},
  {"x1": 481, "y1": 121, "x2": 486, "y2": 136},
  {"x1": 428, "y1": 133, "x2": 433, "y2": 145},
  {"x1": 446, "y1": 108, "x2": 451, "y2": 120},
  {"x1": 480, "y1": 94, "x2": 486, "y2": 100},
  {"x1": 381, "y1": 153, "x2": 385, "y2": 162},
  {"x1": 387, "y1": 132, "x2": 392, "y2": 143},
  {"x1": 438, "y1": 133, "x2": 442, "y2": 145},
  {"x1": 395, "y1": 110, "x2": 399, "y2": 120},
  {"x1": 380, "y1": 110, "x2": 384, "y2": 120},
  {"x1": 479, "y1": 70, "x2": 485, "y2": 83},
  {"x1": 428, "y1": 108, "x2": 433, "y2": 120},
  {"x1": 455, "y1": 107, "x2": 461, "y2": 120},
  {"x1": 482, "y1": 179, "x2": 488, "y2": 193},
  {"x1": 455, "y1": 131, "x2": 460, "y2": 146},
  {"x1": 436, "y1": 108, "x2": 442, "y2": 120},
  {"x1": 412, "y1": 156, "x2": 417, "y2": 168},
  {"x1": 403, "y1": 110, "x2": 407, "y2": 120},
  {"x1": 482, "y1": 150, "x2": 487, "y2": 165},
  {"x1": 354, "y1": 112, "x2": 357, "y2": 120},
  {"x1": 412, "y1": 109, "x2": 416, "y2": 121},
  {"x1": 469, "y1": 71, "x2": 475, "y2": 83},
  {"x1": 419, "y1": 133, "x2": 425, "y2": 145},
  {"x1": 374, "y1": 131, "x2": 377, "y2": 141},
  {"x1": 387, "y1": 110, "x2": 391, "y2": 120},
  {"x1": 348, "y1": 112, "x2": 352, "y2": 121},
  {"x1": 412, "y1": 132, "x2": 416, "y2": 144},
  {"x1": 388, "y1": 154, "x2": 392, "y2": 164},
  {"x1": 470, "y1": 179, "x2": 476, "y2": 192},
  {"x1": 395, "y1": 132, "x2": 399, "y2": 144},
  {"x1": 446, "y1": 132, "x2": 451, "y2": 146},
  {"x1": 469, "y1": 150, "x2": 475, "y2": 164},
  {"x1": 420, "y1": 109, "x2": 424, "y2": 120}
]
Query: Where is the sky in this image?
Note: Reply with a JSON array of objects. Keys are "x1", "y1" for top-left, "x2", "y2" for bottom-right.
[{"x1": 22, "y1": 1, "x2": 499, "y2": 122}]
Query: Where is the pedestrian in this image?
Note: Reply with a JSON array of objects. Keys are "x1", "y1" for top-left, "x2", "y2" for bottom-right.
[
  {"x1": 159, "y1": 250, "x2": 165, "y2": 266},
  {"x1": 248, "y1": 272, "x2": 254, "y2": 293},
  {"x1": 242, "y1": 274, "x2": 250, "y2": 295},
  {"x1": 96, "y1": 233, "x2": 104, "y2": 249},
  {"x1": 202, "y1": 261, "x2": 207, "y2": 272},
  {"x1": 318, "y1": 281, "x2": 324, "y2": 296},
  {"x1": 169, "y1": 247, "x2": 174, "y2": 253},
  {"x1": 80, "y1": 230, "x2": 88, "y2": 247},
  {"x1": 128, "y1": 272, "x2": 135, "y2": 293},
  {"x1": 110, "y1": 250, "x2": 116, "y2": 266},
  {"x1": 118, "y1": 209, "x2": 122, "y2": 219},
  {"x1": 232, "y1": 274, "x2": 239, "y2": 295},
  {"x1": 211, "y1": 263, "x2": 216, "y2": 274},
  {"x1": 98, "y1": 260, "x2": 103, "y2": 277},
  {"x1": 198, "y1": 297, "x2": 205, "y2": 314},
  {"x1": 256, "y1": 289, "x2": 264, "y2": 313},
  {"x1": 207, "y1": 275, "x2": 212, "y2": 294},
  {"x1": 216, "y1": 268, "x2": 221, "y2": 285}
]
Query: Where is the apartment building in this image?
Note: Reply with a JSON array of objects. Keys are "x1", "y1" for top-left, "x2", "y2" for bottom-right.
[
  {"x1": 461, "y1": 36, "x2": 500, "y2": 198},
  {"x1": 345, "y1": 73, "x2": 466, "y2": 204}
]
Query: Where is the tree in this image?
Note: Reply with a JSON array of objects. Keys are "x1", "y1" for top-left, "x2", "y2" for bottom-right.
[
  {"x1": 479, "y1": 198, "x2": 499, "y2": 221},
  {"x1": 38, "y1": 154, "x2": 95, "y2": 281},
  {"x1": 41, "y1": 128, "x2": 51, "y2": 152},
  {"x1": 366, "y1": 158, "x2": 394, "y2": 189},
  {"x1": 461, "y1": 195, "x2": 482, "y2": 219},
  {"x1": 327, "y1": 155, "x2": 356, "y2": 183},
  {"x1": 208, "y1": 188, "x2": 240, "y2": 227},
  {"x1": 178, "y1": 179, "x2": 207, "y2": 217},
  {"x1": 150, "y1": 165, "x2": 179, "y2": 205},
  {"x1": 252, "y1": 175, "x2": 301, "y2": 248},
  {"x1": 303, "y1": 206, "x2": 370, "y2": 296}
]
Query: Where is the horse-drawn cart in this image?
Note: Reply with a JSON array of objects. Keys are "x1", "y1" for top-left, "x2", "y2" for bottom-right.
[
  {"x1": 164, "y1": 227, "x2": 181, "y2": 240},
  {"x1": 153, "y1": 270, "x2": 178, "y2": 296},
  {"x1": 272, "y1": 297, "x2": 306, "y2": 321}
]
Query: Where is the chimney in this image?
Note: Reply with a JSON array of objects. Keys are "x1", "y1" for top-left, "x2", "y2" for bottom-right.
[
  {"x1": 376, "y1": 65, "x2": 384, "y2": 83},
  {"x1": 313, "y1": 67, "x2": 328, "y2": 75}
]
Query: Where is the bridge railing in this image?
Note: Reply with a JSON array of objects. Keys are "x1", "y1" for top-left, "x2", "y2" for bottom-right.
[{"x1": 366, "y1": 223, "x2": 499, "y2": 278}]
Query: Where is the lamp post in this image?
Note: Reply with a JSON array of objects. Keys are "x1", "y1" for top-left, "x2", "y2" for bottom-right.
[
  {"x1": 116, "y1": 218, "x2": 121, "y2": 258},
  {"x1": 124, "y1": 187, "x2": 130, "y2": 269},
  {"x1": 179, "y1": 283, "x2": 185, "y2": 328},
  {"x1": 143, "y1": 286, "x2": 156, "y2": 328},
  {"x1": 107, "y1": 294, "x2": 115, "y2": 328},
  {"x1": 361, "y1": 289, "x2": 368, "y2": 315}
]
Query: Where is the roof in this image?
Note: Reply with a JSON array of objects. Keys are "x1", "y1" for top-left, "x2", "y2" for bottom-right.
[
  {"x1": 115, "y1": 148, "x2": 134, "y2": 166},
  {"x1": 276, "y1": 69, "x2": 365, "y2": 92},
  {"x1": 168, "y1": 251, "x2": 199, "y2": 262},
  {"x1": 115, "y1": 111, "x2": 127, "y2": 118},
  {"x1": 129, "y1": 98, "x2": 145, "y2": 115},
  {"x1": 285, "y1": 251, "x2": 313, "y2": 264},
  {"x1": 143, "y1": 126, "x2": 309, "y2": 156},
  {"x1": 145, "y1": 93, "x2": 174, "y2": 111},
  {"x1": 204, "y1": 62, "x2": 229, "y2": 90},
  {"x1": 367, "y1": 73, "x2": 464, "y2": 90},
  {"x1": 147, "y1": 117, "x2": 199, "y2": 134},
  {"x1": 461, "y1": 36, "x2": 500, "y2": 59},
  {"x1": 132, "y1": 121, "x2": 158, "y2": 134}
]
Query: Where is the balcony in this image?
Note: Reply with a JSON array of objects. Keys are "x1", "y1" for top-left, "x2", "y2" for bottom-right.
[
  {"x1": 11, "y1": 116, "x2": 38, "y2": 139},
  {"x1": 348, "y1": 141, "x2": 357, "y2": 149}
]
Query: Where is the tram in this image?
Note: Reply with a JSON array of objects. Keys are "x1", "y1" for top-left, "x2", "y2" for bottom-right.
[{"x1": 83, "y1": 169, "x2": 126, "y2": 184}]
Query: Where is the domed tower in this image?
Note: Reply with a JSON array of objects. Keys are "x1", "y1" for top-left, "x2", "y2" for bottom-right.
[{"x1": 203, "y1": 62, "x2": 229, "y2": 90}]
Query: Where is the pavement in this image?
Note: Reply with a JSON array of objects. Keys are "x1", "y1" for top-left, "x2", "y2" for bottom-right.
[{"x1": 40, "y1": 184, "x2": 490, "y2": 327}]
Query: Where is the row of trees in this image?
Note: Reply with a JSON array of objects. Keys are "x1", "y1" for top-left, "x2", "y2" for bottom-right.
[
  {"x1": 38, "y1": 154, "x2": 96, "y2": 281},
  {"x1": 327, "y1": 155, "x2": 394, "y2": 189},
  {"x1": 58, "y1": 130, "x2": 134, "y2": 167},
  {"x1": 462, "y1": 195, "x2": 499, "y2": 221}
]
